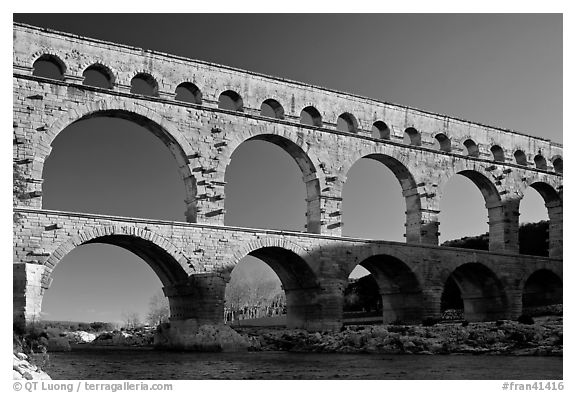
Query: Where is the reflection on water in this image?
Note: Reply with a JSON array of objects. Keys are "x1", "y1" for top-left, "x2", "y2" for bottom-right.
[{"x1": 45, "y1": 346, "x2": 562, "y2": 380}]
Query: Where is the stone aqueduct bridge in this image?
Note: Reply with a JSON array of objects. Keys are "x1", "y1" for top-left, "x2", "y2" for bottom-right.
[{"x1": 13, "y1": 23, "x2": 563, "y2": 332}]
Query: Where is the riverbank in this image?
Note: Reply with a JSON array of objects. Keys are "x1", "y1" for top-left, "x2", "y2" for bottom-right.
[
  {"x1": 22, "y1": 315, "x2": 563, "y2": 356},
  {"x1": 237, "y1": 316, "x2": 562, "y2": 355}
]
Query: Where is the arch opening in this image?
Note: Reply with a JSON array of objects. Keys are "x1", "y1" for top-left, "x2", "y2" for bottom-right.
[
  {"x1": 520, "y1": 181, "x2": 562, "y2": 257},
  {"x1": 442, "y1": 263, "x2": 508, "y2": 322},
  {"x1": 434, "y1": 133, "x2": 451, "y2": 152},
  {"x1": 260, "y1": 99, "x2": 284, "y2": 119},
  {"x1": 534, "y1": 154, "x2": 548, "y2": 170},
  {"x1": 514, "y1": 150, "x2": 527, "y2": 166},
  {"x1": 440, "y1": 171, "x2": 500, "y2": 249},
  {"x1": 403, "y1": 127, "x2": 421, "y2": 146},
  {"x1": 522, "y1": 269, "x2": 562, "y2": 316},
  {"x1": 41, "y1": 235, "x2": 188, "y2": 327},
  {"x1": 345, "y1": 255, "x2": 423, "y2": 324},
  {"x1": 175, "y1": 82, "x2": 202, "y2": 104},
  {"x1": 224, "y1": 135, "x2": 319, "y2": 232},
  {"x1": 518, "y1": 186, "x2": 551, "y2": 256},
  {"x1": 552, "y1": 157, "x2": 563, "y2": 174},
  {"x1": 342, "y1": 154, "x2": 419, "y2": 241},
  {"x1": 130, "y1": 73, "x2": 159, "y2": 97},
  {"x1": 218, "y1": 90, "x2": 243, "y2": 112},
  {"x1": 224, "y1": 247, "x2": 318, "y2": 328},
  {"x1": 42, "y1": 112, "x2": 195, "y2": 222},
  {"x1": 337, "y1": 112, "x2": 359, "y2": 133},
  {"x1": 300, "y1": 106, "x2": 322, "y2": 127},
  {"x1": 491, "y1": 145, "x2": 505, "y2": 162},
  {"x1": 33, "y1": 54, "x2": 65, "y2": 80},
  {"x1": 371, "y1": 121, "x2": 390, "y2": 140},
  {"x1": 82, "y1": 64, "x2": 114, "y2": 89},
  {"x1": 463, "y1": 139, "x2": 479, "y2": 157}
]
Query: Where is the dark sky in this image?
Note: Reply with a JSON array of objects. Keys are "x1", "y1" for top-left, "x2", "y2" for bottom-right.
[{"x1": 12, "y1": 14, "x2": 560, "y2": 323}]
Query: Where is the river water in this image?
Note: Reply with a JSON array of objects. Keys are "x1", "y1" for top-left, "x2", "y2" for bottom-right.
[{"x1": 44, "y1": 347, "x2": 562, "y2": 380}]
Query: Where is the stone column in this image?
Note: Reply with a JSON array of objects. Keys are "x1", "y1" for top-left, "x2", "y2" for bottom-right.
[
  {"x1": 546, "y1": 200, "x2": 563, "y2": 258},
  {"x1": 404, "y1": 186, "x2": 440, "y2": 245},
  {"x1": 163, "y1": 273, "x2": 227, "y2": 325},
  {"x1": 13, "y1": 263, "x2": 50, "y2": 330},
  {"x1": 304, "y1": 176, "x2": 322, "y2": 234},
  {"x1": 287, "y1": 279, "x2": 347, "y2": 331},
  {"x1": 487, "y1": 199, "x2": 520, "y2": 253},
  {"x1": 420, "y1": 285, "x2": 443, "y2": 321},
  {"x1": 506, "y1": 288, "x2": 523, "y2": 320}
]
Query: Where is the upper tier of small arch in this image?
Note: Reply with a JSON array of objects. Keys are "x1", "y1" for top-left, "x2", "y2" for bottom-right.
[{"x1": 14, "y1": 22, "x2": 562, "y2": 171}]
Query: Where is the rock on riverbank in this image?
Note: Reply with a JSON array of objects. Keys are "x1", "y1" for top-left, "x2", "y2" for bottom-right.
[
  {"x1": 237, "y1": 316, "x2": 562, "y2": 356},
  {"x1": 13, "y1": 352, "x2": 51, "y2": 380}
]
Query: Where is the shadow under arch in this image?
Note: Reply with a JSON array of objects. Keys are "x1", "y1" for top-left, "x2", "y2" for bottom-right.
[
  {"x1": 344, "y1": 153, "x2": 422, "y2": 241},
  {"x1": 522, "y1": 269, "x2": 562, "y2": 313},
  {"x1": 350, "y1": 254, "x2": 423, "y2": 324},
  {"x1": 41, "y1": 227, "x2": 191, "y2": 320},
  {"x1": 441, "y1": 262, "x2": 508, "y2": 321},
  {"x1": 225, "y1": 133, "x2": 321, "y2": 233},
  {"x1": 224, "y1": 243, "x2": 320, "y2": 329},
  {"x1": 40, "y1": 107, "x2": 198, "y2": 222}
]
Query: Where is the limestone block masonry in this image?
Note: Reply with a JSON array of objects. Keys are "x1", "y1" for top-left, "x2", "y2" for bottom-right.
[{"x1": 13, "y1": 23, "x2": 563, "y2": 337}]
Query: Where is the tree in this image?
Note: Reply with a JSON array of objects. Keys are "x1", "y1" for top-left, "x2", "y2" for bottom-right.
[
  {"x1": 146, "y1": 292, "x2": 170, "y2": 326},
  {"x1": 121, "y1": 311, "x2": 141, "y2": 329}
]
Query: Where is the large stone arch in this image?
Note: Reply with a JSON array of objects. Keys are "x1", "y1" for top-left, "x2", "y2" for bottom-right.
[
  {"x1": 520, "y1": 176, "x2": 563, "y2": 257},
  {"x1": 227, "y1": 237, "x2": 318, "y2": 289},
  {"x1": 435, "y1": 160, "x2": 527, "y2": 252},
  {"x1": 35, "y1": 225, "x2": 192, "y2": 323},
  {"x1": 225, "y1": 238, "x2": 320, "y2": 328},
  {"x1": 340, "y1": 144, "x2": 430, "y2": 244},
  {"x1": 42, "y1": 226, "x2": 192, "y2": 288},
  {"x1": 439, "y1": 262, "x2": 508, "y2": 321},
  {"x1": 224, "y1": 130, "x2": 324, "y2": 233},
  {"x1": 344, "y1": 252, "x2": 424, "y2": 323},
  {"x1": 520, "y1": 268, "x2": 562, "y2": 314},
  {"x1": 35, "y1": 99, "x2": 199, "y2": 222}
]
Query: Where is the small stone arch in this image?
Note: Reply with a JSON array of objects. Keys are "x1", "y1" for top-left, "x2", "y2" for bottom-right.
[
  {"x1": 491, "y1": 145, "x2": 505, "y2": 162},
  {"x1": 260, "y1": 98, "x2": 285, "y2": 119},
  {"x1": 43, "y1": 226, "x2": 192, "y2": 288},
  {"x1": 434, "y1": 133, "x2": 451, "y2": 152},
  {"x1": 514, "y1": 149, "x2": 528, "y2": 166},
  {"x1": 300, "y1": 106, "x2": 323, "y2": 127},
  {"x1": 218, "y1": 90, "x2": 243, "y2": 112},
  {"x1": 337, "y1": 112, "x2": 359, "y2": 133},
  {"x1": 130, "y1": 72, "x2": 159, "y2": 97},
  {"x1": 551, "y1": 156, "x2": 563, "y2": 174},
  {"x1": 371, "y1": 121, "x2": 390, "y2": 140},
  {"x1": 403, "y1": 127, "x2": 421, "y2": 146},
  {"x1": 32, "y1": 53, "x2": 67, "y2": 80},
  {"x1": 534, "y1": 154, "x2": 548, "y2": 170},
  {"x1": 463, "y1": 139, "x2": 479, "y2": 157},
  {"x1": 175, "y1": 82, "x2": 202, "y2": 104},
  {"x1": 82, "y1": 63, "x2": 115, "y2": 89}
]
